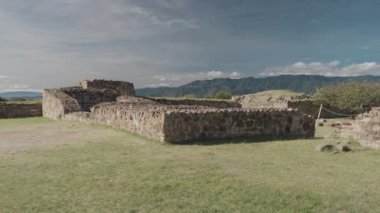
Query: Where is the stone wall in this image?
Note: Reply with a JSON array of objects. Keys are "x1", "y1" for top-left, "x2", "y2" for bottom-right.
[
  {"x1": 233, "y1": 94, "x2": 290, "y2": 109},
  {"x1": 116, "y1": 96, "x2": 158, "y2": 105},
  {"x1": 91, "y1": 103, "x2": 166, "y2": 141},
  {"x1": 163, "y1": 108, "x2": 315, "y2": 143},
  {"x1": 0, "y1": 102, "x2": 42, "y2": 118},
  {"x1": 43, "y1": 79, "x2": 134, "y2": 118},
  {"x1": 43, "y1": 83, "x2": 123, "y2": 119},
  {"x1": 42, "y1": 80, "x2": 315, "y2": 143},
  {"x1": 233, "y1": 92, "x2": 351, "y2": 119},
  {"x1": 88, "y1": 103, "x2": 315, "y2": 143},
  {"x1": 338, "y1": 107, "x2": 380, "y2": 148},
  {"x1": 61, "y1": 88, "x2": 119, "y2": 111},
  {"x1": 79, "y1": 79, "x2": 135, "y2": 96},
  {"x1": 43, "y1": 89, "x2": 82, "y2": 119},
  {"x1": 288, "y1": 100, "x2": 353, "y2": 119},
  {"x1": 117, "y1": 96, "x2": 241, "y2": 108}
]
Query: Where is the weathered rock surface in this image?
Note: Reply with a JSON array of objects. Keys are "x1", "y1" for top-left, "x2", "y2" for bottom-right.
[
  {"x1": 0, "y1": 102, "x2": 42, "y2": 118},
  {"x1": 43, "y1": 79, "x2": 316, "y2": 143},
  {"x1": 233, "y1": 92, "x2": 352, "y2": 119},
  {"x1": 79, "y1": 79, "x2": 135, "y2": 96},
  {"x1": 337, "y1": 107, "x2": 380, "y2": 149},
  {"x1": 43, "y1": 80, "x2": 135, "y2": 119},
  {"x1": 335, "y1": 144, "x2": 351, "y2": 152},
  {"x1": 89, "y1": 103, "x2": 315, "y2": 143},
  {"x1": 315, "y1": 143, "x2": 351, "y2": 152},
  {"x1": 315, "y1": 144, "x2": 335, "y2": 152}
]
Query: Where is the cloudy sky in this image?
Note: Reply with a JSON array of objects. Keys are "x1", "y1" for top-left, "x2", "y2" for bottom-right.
[{"x1": 1, "y1": 0, "x2": 380, "y2": 91}]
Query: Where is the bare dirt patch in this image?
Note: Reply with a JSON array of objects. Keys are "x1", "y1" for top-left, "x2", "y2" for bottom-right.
[{"x1": 0, "y1": 118, "x2": 124, "y2": 152}]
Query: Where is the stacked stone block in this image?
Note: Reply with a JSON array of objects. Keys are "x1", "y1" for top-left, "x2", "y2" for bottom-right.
[
  {"x1": 0, "y1": 102, "x2": 42, "y2": 118},
  {"x1": 43, "y1": 79, "x2": 316, "y2": 143},
  {"x1": 338, "y1": 107, "x2": 380, "y2": 148},
  {"x1": 43, "y1": 80, "x2": 136, "y2": 119},
  {"x1": 89, "y1": 103, "x2": 315, "y2": 143},
  {"x1": 79, "y1": 79, "x2": 135, "y2": 96}
]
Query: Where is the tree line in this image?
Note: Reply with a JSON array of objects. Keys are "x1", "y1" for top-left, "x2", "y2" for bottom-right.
[{"x1": 313, "y1": 82, "x2": 380, "y2": 113}]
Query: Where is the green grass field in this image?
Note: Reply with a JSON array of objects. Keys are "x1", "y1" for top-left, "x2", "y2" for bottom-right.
[
  {"x1": 1, "y1": 118, "x2": 380, "y2": 212},
  {"x1": 252, "y1": 90, "x2": 305, "y2": 97}
]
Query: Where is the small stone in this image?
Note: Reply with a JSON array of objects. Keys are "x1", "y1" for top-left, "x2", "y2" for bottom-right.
[
  {"x1": 331, "y1": 123, "x2": 341, "y2": 128},
  {"x1": 315, "y1": 144, "x2": 335, "y2": 152},
  {"x1": 318, "y1": 122, "x2": 324, "y2": 127},
  {"x1": 336, "y1": 141, "x2": 349, "y2": 146},
  {"x1": 335, "y1": 144, "x2": 351, "y2": 152}
]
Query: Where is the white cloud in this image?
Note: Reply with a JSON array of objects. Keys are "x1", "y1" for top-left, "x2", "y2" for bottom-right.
[
  {"x1": 0, "y1": 0, "x2": 199, "y2": 90},
  {"x1": 11, "y1": 84, "x2": 30, "y2": 90},
  {"x1": 146, "y1": 70, "x2": 242, "y2": 88},
  {"x1": 207, "y1": 71, "x2": 224, "y2": 77},
  {"x1": 154, "y1": 75, "x2": 179, "y2": 81},
  {"x1": 145, "y1": 83, "x2": 170, "y2": 88},
  {"x1": 362, "y1": 45, "x2": 370, "y2": 50},
  {"x1": 261, "y1": 61, "x2": 380, "y2": 76},
  {"x1": 205, "y1": 71, "x2": 241, "y2": 78},
  {"x1": 230, "y1": 71, "x2": 241, "y2": 79},
  {"x1": 341, "y1": 62, "x2": 380, "y2": 75}
]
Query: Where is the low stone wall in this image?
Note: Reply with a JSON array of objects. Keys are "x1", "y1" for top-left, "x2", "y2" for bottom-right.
[
  {"x1": 91, "y1": 103, "x2": 166, "y2": 141},
  {"x1": 151, "y1": 98, "x2": 241, "y2": 108},
  {"x1": 42, "y1": 80, "x2": 316, "y2": 143},
  {"x1": 116, "y1": 96, "x2": 158, "y2": 105},
  {"x1": 288, "y1": 100, "x2": 353, "y2": 119},
  {"x1": 164, "y1": 108, "x2": 315, "y2": 143},
  {"x1": 87, "y1": 103, "x2": 315, "y2": 143},
  {"x1": 43, "y1": 89, "x2": 81, "y2": 119},
  {"x1": 338, "y1": 107, "x2": 380, "y2": 148},
  {"x1": 0, "y1": 102, "x2": 42, "y2": 118},
  {"x1": 235, "y1": 95, "x2": 352, "y2": 119},
  {"x1": 233, "y1": 94, "x2": 289, "y2": 109},
  {"x1": 61, "y1": 88, "x2": 119, "y2": 111},
  {"x1": 79, "y1": 79, "x2": 135, "y2": 96}
]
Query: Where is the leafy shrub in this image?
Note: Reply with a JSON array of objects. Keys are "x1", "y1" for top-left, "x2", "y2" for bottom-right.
[
  {"x1": 8, "y1": 98, "x2": 27, "y2": 101},
  {"x1": 207, "y1": 91, "x2": 232, "y2": 99},
  {"x1": 313, "y1": 82, "x2": 380, "y2": 113},
  {"x1": 183, "y1": 94, "x2": 197, "y2": 99}
]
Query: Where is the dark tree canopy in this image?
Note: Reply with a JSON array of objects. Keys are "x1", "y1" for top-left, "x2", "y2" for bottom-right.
[
  {"x1": 206, "y1": 91, "x2": 232, "y2": 100},
  {"x1": 313, "y1": 82, "x2": 380, "y2": 113}
]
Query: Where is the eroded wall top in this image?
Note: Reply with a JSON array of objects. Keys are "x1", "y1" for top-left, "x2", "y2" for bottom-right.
[{"x1": 79, "y1": 79, "x2": 135, "y2": 96}]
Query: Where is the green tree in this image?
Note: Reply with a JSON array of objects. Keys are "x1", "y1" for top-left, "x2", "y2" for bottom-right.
[
  {"x1": 207, "y1": 91, "x2": 232, "y2": 99},
  {"x1": 183, "y1": 94, "x2": 197, "y2": 99},
  {"x1": 313, "y1": 82, "x2": 380, "y2": 112}
]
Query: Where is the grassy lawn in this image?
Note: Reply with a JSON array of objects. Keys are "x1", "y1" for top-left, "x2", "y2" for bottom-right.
[
  {"x1": 252, "y1": 90, "x2": 305, "y2": 97},
  {"x1": 1, "y1": 118, "x2": 380, "y2": 212}
]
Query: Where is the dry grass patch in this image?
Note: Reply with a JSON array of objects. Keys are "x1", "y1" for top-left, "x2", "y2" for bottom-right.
[{"x1": 0, "y1": 118, "x2": 380, "y2": 212}]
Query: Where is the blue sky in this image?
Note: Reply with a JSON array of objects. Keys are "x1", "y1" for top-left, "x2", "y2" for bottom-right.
[{"x1": 1, "y1": 0, "x2": 380, "y2": 91}]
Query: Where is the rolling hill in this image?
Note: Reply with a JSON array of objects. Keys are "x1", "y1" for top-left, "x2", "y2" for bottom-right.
[
  {"x1": 0, "y1": 91, "x2": 42, "y2": 100},
  {"x1": 136, "y1": 75, "x2": 380, "y2": 97}
]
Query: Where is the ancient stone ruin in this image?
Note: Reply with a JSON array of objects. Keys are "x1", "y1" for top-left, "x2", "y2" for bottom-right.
[
  {"x1": 234, "y1": 92, "x2": 352, "y2": 119},
  {"x1": 0, "y1": 102, "x2": 42, "y2": 118},
  {"x1": 43, "y1": 80, "x2": 316, "y2": 143},
  {"x1": 337, "y1": 107, "x2": 380, "y2": 148}
]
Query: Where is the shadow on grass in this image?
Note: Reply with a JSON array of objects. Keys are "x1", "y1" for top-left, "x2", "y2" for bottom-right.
[{"x1": 170, "y1": 135, "x2": 317, "y2": 146}]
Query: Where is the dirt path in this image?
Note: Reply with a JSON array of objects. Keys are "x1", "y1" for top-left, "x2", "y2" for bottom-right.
[{"x1": 0, "y1": 118, "x2": 124, "y2": 152}]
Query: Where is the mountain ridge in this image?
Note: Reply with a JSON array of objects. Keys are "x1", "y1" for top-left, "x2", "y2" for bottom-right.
[
  {"x1": 0, "y1": 91, "x2": 42, "y2": 99},
  {"x1": 136, "y1": 75, "x2": 380, "y2": 97}
]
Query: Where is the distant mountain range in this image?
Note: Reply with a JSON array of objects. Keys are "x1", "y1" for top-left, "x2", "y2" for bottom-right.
[
  {"x1": 136, "y1": 75, "x2": 380, "y2": 97},
  {"x1": 2, "y1": 75, "x2": 380, "y2": 99},
  {"x1": 0, "y1": 91, "x2": 42, "y2": 100}
]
